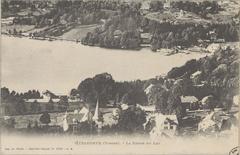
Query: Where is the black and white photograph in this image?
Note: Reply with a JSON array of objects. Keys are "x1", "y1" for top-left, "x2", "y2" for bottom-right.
[{"x1": 0, "y1": 0, "x2": 239, "y2": 154}]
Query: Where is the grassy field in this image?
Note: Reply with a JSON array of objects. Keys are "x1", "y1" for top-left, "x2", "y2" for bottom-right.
[{"x1": 56, "y1": 24, "x2": 100, "y2": 41}]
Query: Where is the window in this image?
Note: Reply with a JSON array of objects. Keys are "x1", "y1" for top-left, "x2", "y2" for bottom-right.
[
  {"x1": 164, "y1": 126, "x2": 168, "y2": 130},
  {"x1": 170, "y1": 125, "x2": 174, "y2": 129}
]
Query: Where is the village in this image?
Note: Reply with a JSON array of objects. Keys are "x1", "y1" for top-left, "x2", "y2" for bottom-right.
[{"x1": 1, "y1": 78, "x2": 239, "y2": 138}]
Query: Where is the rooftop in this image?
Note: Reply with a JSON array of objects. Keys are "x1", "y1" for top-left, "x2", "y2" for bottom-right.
[{"x1": 181, "y1": 96, "x2": 199, "y2": 103}]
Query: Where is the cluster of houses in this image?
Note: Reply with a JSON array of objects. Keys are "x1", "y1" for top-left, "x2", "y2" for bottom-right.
[{"x1": 1, "y1": 85, "x2": 238, "y2": 137}]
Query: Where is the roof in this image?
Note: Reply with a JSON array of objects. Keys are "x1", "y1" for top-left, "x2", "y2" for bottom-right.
[
  {"x1": 68, "y1": 98, "x2": 81, "y2": 103},
  {"x1": 141, "y1": 33, "x2": 152, "y2": 39},
  {"x1": 181, "y1": 96, "x2": 198, "y2": 103},
  {"x1": 201, "y1": 95, "x2": 214, "y2": 105},
  {"x1": 137, "y1": 104, "x2": 156, "y2": 112},
  {"x1": 191, "y1": 71, "x2": 202, "y2": 79},
  {"x1": 24, "y1": 98, "x2": 60, "y2": 103},
  {"x1": 144, "y1": 84, "x2": 155, "y2": 94},
  {"x1": 121, "y1": 104, "x2": 129, "y2": 110},
  {"x1": 113, "y1": 30, "x2": 122, "y2": 36},
  {"x1": 24, "y1": 98, "x2": 49, "y2": 103}
]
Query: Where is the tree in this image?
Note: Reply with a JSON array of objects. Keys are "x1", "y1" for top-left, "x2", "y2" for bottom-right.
[
  {"x1": 30, "y1": 100, "x2": 39, "y2": 113},
  {"x1": 15, "y1": 99, "x2": 26, "y2": 114},
  {"x1": 1, "y1": 87, "x2": 10, "y2": 101},
  {"x1": 77, "y1": 73, "x2": 115, "y2": 106},
  {"x1": 59, "y1": 96, "x2": 68, "y2": 111},
  {"x1": 70, "y1": 89, "x2": 78, "y2": 97},
  {"x1": 150, "y1": 0, "x2": 163, "y2": 12},
  {"x1": 117, "y1": 107, "x2": 146, "y2": 133},
  {"x1": 39, "y1": 112, "x2": 51, "y2": 126},
  {"x1": 46, "y1": 99, "x2": 54, "y2": 112},
  {"x1": 2, "y1": 0, "x2": 9, "y2": 12},
  {"x1": 121, "y1": 89, "x2": 147, "y2": 105},
  {"x1": 147, "y1": 85, "x2": 169, "y2": 114}
]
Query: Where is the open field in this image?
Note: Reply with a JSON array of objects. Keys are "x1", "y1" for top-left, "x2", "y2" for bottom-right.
[{"x1": 56, "y1": 24, "x2": 100, "y2": 41}]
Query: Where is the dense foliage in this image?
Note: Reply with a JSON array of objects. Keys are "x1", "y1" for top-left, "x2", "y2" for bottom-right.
[
  {"x1": 1, "y1": 87, "x2": 41, "y2": 115},
  {"x1": 171, "y1": 1, "x2": 221, "y2": 18},
  {"x1": 71, "y1": 73, "x2": 147, "y2": 107},
  {"x1": 117, "y1": 107, "x2": 146, "y2": 133},
  {"x1": 149, "y1": 22, "x2": 239, "y2": 51},
  {"x1": 167, "y1": 46, "x2": 239, "y2": 110},
  {"x1": 81, "y1": 2, "x2": 142, "y2": 49},
  {"x1": 39, "y1": 112, "x2": 51, "y2": 125}
]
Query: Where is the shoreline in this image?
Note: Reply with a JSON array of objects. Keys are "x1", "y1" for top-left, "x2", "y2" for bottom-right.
[{"x1": 1, "y1": 33, "x2": 210, "y2": 55}]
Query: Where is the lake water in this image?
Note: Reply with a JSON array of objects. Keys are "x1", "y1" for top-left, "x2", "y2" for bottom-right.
[{"x1": 1, "y1": 36, "x2": 207, "y2": 94}]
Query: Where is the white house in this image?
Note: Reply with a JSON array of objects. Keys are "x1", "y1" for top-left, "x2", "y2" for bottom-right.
[
  {"x1": 181, "y1": 96, "x2": 199, "y2": 110},
  {"x1": 150, "y1": 113, "x2": 178, "y2": 138}
]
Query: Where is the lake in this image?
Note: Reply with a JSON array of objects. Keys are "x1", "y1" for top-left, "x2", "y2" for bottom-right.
[{"x1": 1, "y1": 36, "x2": 208, "y2": 94}]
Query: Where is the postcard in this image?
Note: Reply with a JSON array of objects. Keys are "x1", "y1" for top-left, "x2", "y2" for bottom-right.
[{"x1": 0, "y1": 0, "x2": 239, "y2": 154}]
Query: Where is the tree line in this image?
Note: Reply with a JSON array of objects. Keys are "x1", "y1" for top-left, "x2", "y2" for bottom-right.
[
  {"x1": 1, "y1": 88, "x2": 69, "y2": 115},
  {"x1": 148, "y1": 21, "x2": 239, "y2": 51}
]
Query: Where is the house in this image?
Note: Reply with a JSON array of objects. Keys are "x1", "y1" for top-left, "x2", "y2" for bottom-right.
[
  {"x1": 201, "y1": 95, "x2": 215, "y2": 109},
  {"x1": 113, "y1": 30, "x2": 122, "y2": 38},
  {"x1": 144, "y1": 84, "x2": 155, "y2": 95},
  {"x1": 207, "y1": 43, "x2": 221, "y2": 53},
  {"x1": 198, "y1": 111, "x2": 235, "y2": 133},
  {"x1": 209, "y1": 30, "x2": 217, "y2": 42},
  {"x1": 120, "y1": 103, "x2": 129, "y2": 110},
  {"x1": 62, "y1": 106, "x2": 93, "y2": 132},
  {"x1": 150, "y1": 113, "x2": 178, "y2": 138},
  {"x1": 233, "y1": 95, "x2": 239, "y2": 107},
  {"x1": 181, "y1": 96, "x2": 199, "y2": 110},
  {"x1": 141, "y1": 33, "x2": 152, "y2": 44},
  {"x1": 67, "y1": 98, "x2": 83, "y2": 111},
  {"x1": 191, "y1": 71, "x2": 202, "y2": 84},
  {"x1": 1, "y1": 17, "x2": 14, "y2": 25}
]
